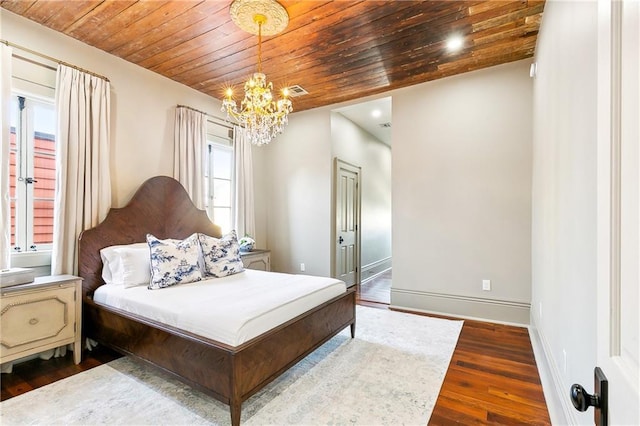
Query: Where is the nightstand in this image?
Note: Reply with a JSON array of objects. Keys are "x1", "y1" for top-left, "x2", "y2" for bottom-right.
[
  {"x1": 1, "y1": 275, "x2": 82, "y2": 365},
  {"x1": 240, "y1": 249, "x2": 271, "y2": 271}
]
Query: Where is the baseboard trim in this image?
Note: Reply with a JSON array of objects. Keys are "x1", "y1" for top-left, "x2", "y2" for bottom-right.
[
  {"x1": 389, "y1": 304, "x2": 527, "y2": 328},
  {"x1": 360, "y1": 257, "x2": 391, "y2": 285},
  {"x1": 390, "y1": 288, "x2": 530, "y2": 325},
  {"x1": 529, "y1": 316, "x2": 576, "y2": 425}
]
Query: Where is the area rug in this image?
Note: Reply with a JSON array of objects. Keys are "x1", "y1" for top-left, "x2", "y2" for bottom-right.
[{"x1": 0, "y1": 306, "x2": 462, "y2": 425}]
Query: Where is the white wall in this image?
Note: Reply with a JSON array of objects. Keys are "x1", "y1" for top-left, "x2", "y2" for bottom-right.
[
  {"x1": 1, "y1": 10, "x2": 226, "y2": 207},
  {"x1": 254, "y1": 108, "x2": 393, "y2": 279},
  {"x1": 257, "y1": 60, "x2": 533, "y2": 324},
  {"x1": 391, "y1": 60, "x2": 533, "y2": 324},
  {"x1": 529, "y1": 1, "x2": 598, "y2": 424},
  {"x1": 257, "y1": 108, "x2": 333, "y2": 276},
  {"x1": 331, "y1": 112, "x2": 392, "y2": 278}
]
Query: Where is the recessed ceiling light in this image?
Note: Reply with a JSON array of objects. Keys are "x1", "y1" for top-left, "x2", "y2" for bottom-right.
[
  {"x1": 371, "y1": 109, "x2": 382, "y2": 118},
  {"x1": 446, "y1": 36, "x2": 464, "y2": 51}
]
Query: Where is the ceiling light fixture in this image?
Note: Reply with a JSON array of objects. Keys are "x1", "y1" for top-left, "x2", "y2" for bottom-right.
[
  {"x1": 371, "y1": 109, "x2": 382, "y2": 118},
  {"x1": 446, "y1": 36, "x2": 464, "y2": 51},
  {"x1": 222, "y1": 0, "x2": 292, "y2": 146}
]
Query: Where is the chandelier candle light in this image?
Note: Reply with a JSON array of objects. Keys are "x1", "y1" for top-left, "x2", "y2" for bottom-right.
[{"x1": 222, "y1": 0, "x2": 292, "y2": 146}]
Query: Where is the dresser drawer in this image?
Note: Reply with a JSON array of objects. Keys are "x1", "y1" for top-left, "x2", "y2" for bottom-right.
[
  {"x1": 240, "y1": 250, "x2": 271, "y2": 271},
  {"x1": 1, "y1": 285, "x2": 76, "y2": 359}
]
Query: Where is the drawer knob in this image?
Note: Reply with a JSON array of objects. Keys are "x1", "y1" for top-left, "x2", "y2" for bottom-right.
[{"x1": 29, "y1": 318, "x2": 39, "y2": 325}]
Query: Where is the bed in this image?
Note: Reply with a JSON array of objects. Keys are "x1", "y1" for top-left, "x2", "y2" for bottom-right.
[{"x1": 78, "y1": 176, "x2": 356, "y2": 426}]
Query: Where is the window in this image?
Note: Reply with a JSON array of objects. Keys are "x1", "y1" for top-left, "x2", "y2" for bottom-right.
[
  {"x1": 10, "y1": 94, "x2": 56, "y2": 252},
  {"x1": 204, "y1": 123, "x2": 234, "y2": 233}
]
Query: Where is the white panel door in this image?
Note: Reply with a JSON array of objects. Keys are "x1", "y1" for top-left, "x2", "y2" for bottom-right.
[{"x1": 595, "y1": 0, "x2": 639, "y2": 423}]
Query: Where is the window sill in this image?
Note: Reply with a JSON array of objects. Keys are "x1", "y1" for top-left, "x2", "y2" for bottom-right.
[{"x1": 11, "y1": 250, "x2": 52, "y2": 268}]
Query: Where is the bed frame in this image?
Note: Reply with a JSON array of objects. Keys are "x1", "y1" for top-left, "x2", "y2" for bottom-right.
[{"x1": 78, "y1": 176, "x2": 356, "y2": 426}]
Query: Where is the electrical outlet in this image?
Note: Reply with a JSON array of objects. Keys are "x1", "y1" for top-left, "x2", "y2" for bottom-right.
[
  {"x1": 300, "y1": 263, "x2": 305, "y2": 272},
  {"x1": 482, "y1": 279, "x2": 491, "y2": 291}
]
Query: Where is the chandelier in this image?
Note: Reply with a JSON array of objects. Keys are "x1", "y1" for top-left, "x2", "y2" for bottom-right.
[{"x1": 222, "y1": 0, "x2": 292, "y2": 146}]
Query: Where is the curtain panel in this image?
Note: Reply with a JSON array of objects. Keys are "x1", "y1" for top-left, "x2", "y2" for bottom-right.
[
  {"x1": 52, "y1": 65, "x2": 111, "y2": 275},
  {"x1": 173, "y1": 106, "x2": 206, "y2": 209},
  {"x1": 0, "y1": 45, "x2": 12, "y2": 269},
  {"x1": 233, "y1": 126, "x2": 255, "y2": 239}
]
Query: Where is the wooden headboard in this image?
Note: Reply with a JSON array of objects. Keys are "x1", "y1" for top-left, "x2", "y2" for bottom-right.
[{"x1": 78, "y1": 176, "x2": 222, "y2": 298}]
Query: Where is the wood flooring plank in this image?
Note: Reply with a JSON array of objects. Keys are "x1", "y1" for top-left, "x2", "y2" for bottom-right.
[
  {"x1": 439, "y1": 389, "x2": 547, "y2": 424},
  {"x1": 358, "y1": 269, "x2": 391, "y2": 304},
  {"x1": 486, "y1": 410, "x2": 550, "y2": 425},
  {"x1": 452, "y1": 352, "x2": 541, "y2": 378},
  {"x1": 440, "y1": 379, "x2": 547, "y2": 414},
  {"x1": 445, "y1": 364, "x2": 547, "y2": 400},
  {"x1": 430, "y1": 394, "x2": 489, "y2": 424},
  {"x1": 488, "y1": 385, "x2": 548, "y2": 410}
]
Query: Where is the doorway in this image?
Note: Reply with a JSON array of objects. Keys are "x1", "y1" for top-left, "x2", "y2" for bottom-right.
[
  {"x1": 333, "y1": 159, "x2": 360, "y2": 288},
  {"x1": 331, "y1": 97, "x2": 392, "y2": 303}
]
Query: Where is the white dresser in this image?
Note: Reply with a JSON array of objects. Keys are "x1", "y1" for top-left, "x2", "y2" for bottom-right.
[
  {"x1": 1, "y1": 275, "x2": 82, "y2": 365},
  {"x1": 240, "y1": 249, "x2": 271, "y2": 271}
]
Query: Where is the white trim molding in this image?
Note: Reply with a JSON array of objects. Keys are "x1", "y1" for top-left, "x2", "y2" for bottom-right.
[
  {"x1": 529, "y1": 316, "x2": 577, "y2": 425},
  {"x1": 360, "y1": 257, "x2": 391, "y2": 285},
  {"x1": 390, "y1": 288, "x2": 530, "y2": 325}
]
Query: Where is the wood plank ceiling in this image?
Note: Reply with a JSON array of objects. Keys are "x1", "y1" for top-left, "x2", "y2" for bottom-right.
[{"x1": 0, "y1": 0, "x2": 545, "y2": 112}]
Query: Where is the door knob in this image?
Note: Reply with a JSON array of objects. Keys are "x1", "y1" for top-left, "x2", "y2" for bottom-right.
[
  {"x1": 338, "y1": 236, "x2": 344, "y2": 244},
  {"x1": 570, "y1": 367, "x2": 608, "y2": 426},
  {"x1": 570, "y1": 384, "x2": 599, "y2": 412}
]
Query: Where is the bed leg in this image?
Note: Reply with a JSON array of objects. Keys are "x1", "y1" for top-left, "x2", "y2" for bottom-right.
[
  {"x1": 350, "y1": 322, "x2": 356, "y2": 338},
  {"x1": 230, "y1": 401, "x2": 241, "y2": 426}
]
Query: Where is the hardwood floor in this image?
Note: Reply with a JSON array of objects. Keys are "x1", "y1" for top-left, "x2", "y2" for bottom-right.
[
  {"x1": 0, "y1": 345, "x2": 121, "y2": 401},
  {"x1": 1, "y1": 299, "x2": 551, "y2": 425},
  {"x1": 427, "y1": 315, "x2": 550, "y2": 424},
  {"x1": 359, "y1": 269, "x2": 391, "y2": 304}
]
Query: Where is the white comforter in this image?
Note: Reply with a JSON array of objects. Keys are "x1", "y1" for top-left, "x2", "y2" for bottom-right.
[{"x1": 93, "y1": 269, "x2": 346, "y2": 346}]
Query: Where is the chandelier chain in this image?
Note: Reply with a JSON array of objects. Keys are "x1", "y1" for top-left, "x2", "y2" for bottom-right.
[{"x1": 257, "y1": 21, "x2": 262, "y2": 73}]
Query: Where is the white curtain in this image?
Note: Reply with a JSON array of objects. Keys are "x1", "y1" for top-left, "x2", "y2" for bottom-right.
[
  {"x1": 0, "y1": 45, "x2": 12, "y2": 269},
  {"x1": 52, "y1": 65, "x2": 111, "y2": 275},
  {"x1": 233, "y1": 126, "x2": 255, "y2": 239},
  {"x1": 174, "y1": 106, "x2": 206, "y2": 209}
]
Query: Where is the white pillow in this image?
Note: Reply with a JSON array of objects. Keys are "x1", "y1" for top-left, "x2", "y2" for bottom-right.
[
  {"x1": 198, "y1": 230, "x2": 245, "y2": 278},
  {"x1": 147, "y1": 233, "x2": 202, "y2": 290},
  {"x1": 116, "y1": 246, "x2": 151, "y2": 288},
  {"x1": 100, "y1": 242, "x2": 148, "y2": 285}
]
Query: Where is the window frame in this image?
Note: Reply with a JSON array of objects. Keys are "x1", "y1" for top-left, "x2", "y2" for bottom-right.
[
  {"x1": 10, "y1": 91, "x2": 57, "y2": 254},
  {"x1": 204, "y1": 123, "x2": 235, "y2": 234}
]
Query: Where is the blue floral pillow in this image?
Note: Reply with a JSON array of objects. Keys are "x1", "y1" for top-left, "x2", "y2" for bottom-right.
[
  {"x1": 147, "y1": 233, "x2": 202, "y2": 289},
  {"x1": 198, "y1": 231, "x2": 245, "y2": 278}
]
